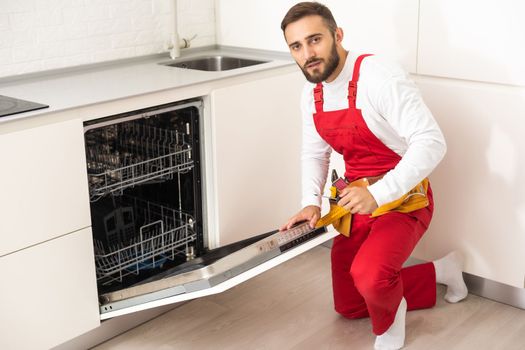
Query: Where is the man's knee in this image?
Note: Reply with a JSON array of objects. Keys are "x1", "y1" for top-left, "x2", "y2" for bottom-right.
[{"x1": 350, "y1": 260, "x2": 398, "y2": 300}]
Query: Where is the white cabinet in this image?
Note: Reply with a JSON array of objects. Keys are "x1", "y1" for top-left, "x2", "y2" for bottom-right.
[
  {"x1": 0, "y1": 119, "x2": 91, "y2": 256},
  {"x1": 0, "y1": 227, "x2": 100, "y2": 350},
  {"x1": 418, "y1": 0, "x2": 525, "y2": 86},
  {"x1": 216, "y1": 0, "x2": 420, "y2": 72},
  {"x1": 209, "y1": 70, "x2": 305, "y2": 247},
  {"x1": 412, "y1": 76, "x2": 525, "y2": 288}
]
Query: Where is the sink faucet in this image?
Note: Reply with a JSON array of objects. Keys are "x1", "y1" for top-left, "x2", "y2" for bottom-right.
[
  {"x1": 169, "y1": 0, "x2": 197, "y2": 59},
  {"x1": 169, "y1": 36, "x2": 197, "y2": 60},
  {"x1": 170, "y1": 0, "x2": 181, "y2": 59}
]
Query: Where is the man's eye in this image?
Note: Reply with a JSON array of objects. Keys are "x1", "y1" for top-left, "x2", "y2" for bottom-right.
[
  {"x1": 291, "y1": 45, "x2": 300, "y2": 51},
  {"x1": 312, "y1": 37, "x2": 320, "y2": 43}
]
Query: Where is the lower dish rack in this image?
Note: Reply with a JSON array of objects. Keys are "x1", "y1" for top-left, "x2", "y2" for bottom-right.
[
  {"x1": 86, "y1": 122, "x2": 194, "y2": 201},
  {"x1": 93, "y1": 195, "x2": 196, "y2": 285}
]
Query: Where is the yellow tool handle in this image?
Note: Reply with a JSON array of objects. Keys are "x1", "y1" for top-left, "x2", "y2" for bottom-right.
[{"x1": 315, "y1": 205, "x2": 349, "y2": 228}]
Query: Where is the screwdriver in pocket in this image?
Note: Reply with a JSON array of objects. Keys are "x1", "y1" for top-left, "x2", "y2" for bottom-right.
[{"x1": 314, "y1": 193, "x2": 340, "y2": 202}]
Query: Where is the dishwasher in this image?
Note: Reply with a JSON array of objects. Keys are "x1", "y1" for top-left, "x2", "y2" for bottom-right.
[{"x1": 83, "y1": 98, "x2": 332, "y2": 320}]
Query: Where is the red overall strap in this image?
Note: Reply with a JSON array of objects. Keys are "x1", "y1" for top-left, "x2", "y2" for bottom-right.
[
  {"x1": 313, "y1": 83, "x2": 324, "y2": 113},
  {"x1": 348, "y1": 54, "x2": 373, "y2": 108}
]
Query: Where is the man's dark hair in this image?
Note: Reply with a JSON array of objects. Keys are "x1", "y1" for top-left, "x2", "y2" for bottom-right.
[{"x1": 281, "y1": 2, "x2": 338, "y2": 35}]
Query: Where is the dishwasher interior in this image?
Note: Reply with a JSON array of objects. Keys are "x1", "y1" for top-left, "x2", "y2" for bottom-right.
[{"x1": 84, "y1": 100, "x2": 204, "y2": 296}]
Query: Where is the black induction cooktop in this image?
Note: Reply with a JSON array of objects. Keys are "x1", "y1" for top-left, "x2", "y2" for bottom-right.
[{"x1": 0, "y1": 95, "x2": 49, "y2": 118}]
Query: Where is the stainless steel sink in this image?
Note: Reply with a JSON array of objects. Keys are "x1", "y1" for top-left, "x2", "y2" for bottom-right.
[{"x1": 160, "y1": 55, "x2": 269, "y2": 71}]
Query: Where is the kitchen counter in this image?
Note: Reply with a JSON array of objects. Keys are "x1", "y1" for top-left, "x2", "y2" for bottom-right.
[{"x1": 0, "y1": 46, "x2": 295, "y2": 125}]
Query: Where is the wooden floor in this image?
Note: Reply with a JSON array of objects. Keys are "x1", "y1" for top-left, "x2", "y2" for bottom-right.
[{"x1": 94, "y1": 246, "x2": 525, "y2": 350}]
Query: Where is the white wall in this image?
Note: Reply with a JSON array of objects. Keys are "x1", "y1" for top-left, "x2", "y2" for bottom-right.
[
  {"x1": 0, "y1": 0, "x2": 216, "y2": 78},
  {"x1": 216, "y1": 0, "x2": 420, "y2": 72}
]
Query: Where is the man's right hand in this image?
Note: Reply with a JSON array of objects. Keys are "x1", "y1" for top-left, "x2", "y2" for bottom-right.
[{"x1": 279, "y1": 205, "x2": 321, "y2": 231}]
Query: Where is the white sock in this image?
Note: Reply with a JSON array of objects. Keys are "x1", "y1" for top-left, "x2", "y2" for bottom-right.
[
  {"x1": 433, "y1": 251, "x2": 468, "y2": 303},
  {"x1": 374, "y1": 297, "x2": 407, "y2": 350}
]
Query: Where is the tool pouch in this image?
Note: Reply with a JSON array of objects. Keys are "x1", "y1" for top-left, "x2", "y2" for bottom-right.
[
  {"x1": 317, "y1": 178, "x2": 430, "y2": 237},
  {"x1": 370, "y1": 178, "x2": 429, "y2": 217}
]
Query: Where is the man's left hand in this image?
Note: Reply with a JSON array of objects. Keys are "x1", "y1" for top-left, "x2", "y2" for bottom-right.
[{"x1": 337, "y1": 186, "x2": 378, "y2": 214}]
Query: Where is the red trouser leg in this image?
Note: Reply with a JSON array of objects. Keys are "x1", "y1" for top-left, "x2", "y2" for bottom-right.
[{"x1": 331, "y1": 207, "x2": 436, "y2": 335}]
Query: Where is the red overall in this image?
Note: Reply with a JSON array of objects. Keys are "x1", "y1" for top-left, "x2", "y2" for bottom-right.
[{"x1": 312, "y1": 54, "x2": 437, "y2": 335}]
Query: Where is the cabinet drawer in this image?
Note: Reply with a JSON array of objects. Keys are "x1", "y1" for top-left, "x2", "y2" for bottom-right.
[
  {"x1": 0, "y1": 228, "x2": 100, "y2": 350},
  {"x1": 0, "y1": 119, "x2": 91, "y2": 256}
]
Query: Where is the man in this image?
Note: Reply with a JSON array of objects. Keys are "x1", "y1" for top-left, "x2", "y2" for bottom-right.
[{"x1": 279, "y1": 2, "x2": 468, "y2": 349}]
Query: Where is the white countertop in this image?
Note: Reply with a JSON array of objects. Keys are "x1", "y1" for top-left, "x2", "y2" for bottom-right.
[{"x1": 0, "y1": 46, "x2": 295, "y2": 125}]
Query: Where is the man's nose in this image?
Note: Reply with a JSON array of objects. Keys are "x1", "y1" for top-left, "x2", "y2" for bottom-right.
[{"x1": 302, "y1": 45, "x2": 316, "y2": 62}]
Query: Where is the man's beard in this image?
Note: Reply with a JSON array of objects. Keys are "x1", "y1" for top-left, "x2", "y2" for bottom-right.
[{"x1": 300, "y1": 42, "x2": 340, "y2": 84}]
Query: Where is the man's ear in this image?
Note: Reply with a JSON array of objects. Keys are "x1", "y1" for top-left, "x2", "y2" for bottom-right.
[{"x1": 335, "y1": 27, "x2": 344, "y2": 43}]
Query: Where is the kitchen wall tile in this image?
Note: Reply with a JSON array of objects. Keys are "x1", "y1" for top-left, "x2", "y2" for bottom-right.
[
  {"x1": 135, "y1": 30, "x2": 157, "y2": 46},
  {"x1": 111, "y1": 32, "x2": 138, "y2": 49},
  {"x1": 37, "y1": 26, "x2": 67, "y2": 44},
  {"x1": 62, "y1": 7, "x2": 87, "y2": 25},
  {"x1": 178, "y1": 0, "x2": 191, "y2": 12},
  {"x1": 2, "y1": 0, "x2": 34, "y2": 14},
  {"x1": 8, "y1": 12, "x2": 36, "y2": 31},
  {"x1": 84, "y1": 5, "x2": 112, "y2": 21},
  {"x1": 34, "y1": 0, "x2": 67, "y2": 11},
  {"x1": 12, "y1": 46, "x2": 40, "y2": 63},
  {"x1": 0, "y1": 14, "x2": 9, "y2": 31},
  {"x1": 35, "y1": 9, "x2": 63, "y2": 27},
  {"x1": 10, "y1": 30, "x2": 34, "y2": 47},
  {"x1": 0, "y1": 32, "x2": 13, "y2": 48},
  {"x1": 152, "y1": 0, "x2": 172, "y2": 15},
  {"x1": 40, "y1": 42, "x2": 65, "y2": 59},
  {"x1": 135, "y1": 43, "x2": 164, "y2": 56},
  {"x1": 40, "y1": 57, "x2": 68, "y2": 71},
  {"x1": 0, "y1": 0, "x2": 217, "y2": 78},
  {"x1": 0, "y1": 49, "x2": 12, "y2": 65},
  {"x1": 8, "y1": 61, "x2": 42, "y2": 75},
  {"x1": 63, "y1": 40, "x2": 89, "y2": 56},
  {"x1": 87, "y1": 20, "x2": 117, "y2": 37}
]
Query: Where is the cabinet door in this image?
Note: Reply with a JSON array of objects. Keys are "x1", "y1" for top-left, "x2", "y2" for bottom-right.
[
  {"x1": 0, "y1": 119, "x2": 91, "y2": 256},
  {"x1": 209, "y1": 71, "x2": 304, "y2": 247},
  {"x1": 0, "y1": 228, "x2": 100, "y2": 350},
  {"x1": 418, "y1": 0, "x2": 525, "y2": 86},
  {"x1": 413, "y1": 77, "x2": 525, "y2": 288}
]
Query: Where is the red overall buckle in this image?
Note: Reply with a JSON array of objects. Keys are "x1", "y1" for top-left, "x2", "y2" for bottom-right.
[
  {"x1": 348, "y1": 81, "x2": 357, "y2": 98},
  {"x1": 348, "y1": 81, "x2": 357, "y2": 107},
  {"x1": 313, "y1": 84, "x2": 324, "y2": 113},
  {"x1": 314, "y1": 86, "x2": 323, "y2": 104}
]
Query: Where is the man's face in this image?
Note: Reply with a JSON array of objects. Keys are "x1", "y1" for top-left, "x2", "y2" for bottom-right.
[{"x1": 284, "y1": 15, "x2": 340, "y2": 83}]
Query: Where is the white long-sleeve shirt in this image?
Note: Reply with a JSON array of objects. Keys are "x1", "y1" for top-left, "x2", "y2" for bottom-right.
[{"x1": 301, "y1": 52, "x2": 447, "y2": 208}]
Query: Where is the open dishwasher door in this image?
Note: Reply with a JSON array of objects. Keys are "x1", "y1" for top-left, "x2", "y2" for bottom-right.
[{"x1": 99, "y1": 223, "x2": 337, "y2": 319}]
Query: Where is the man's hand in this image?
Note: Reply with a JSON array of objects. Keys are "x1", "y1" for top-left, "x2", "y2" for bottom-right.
[
  {"x1": 337, "y1": 186, "x2": 378, "y2": 214},
  {"x1": 280, "y1": 205, "x2": 321, "y2": 231}
]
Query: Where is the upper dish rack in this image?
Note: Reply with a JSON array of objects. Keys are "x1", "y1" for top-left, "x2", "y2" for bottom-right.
[{"x1": 85, "y1": 122, "x2": 194, "y2": 201}]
